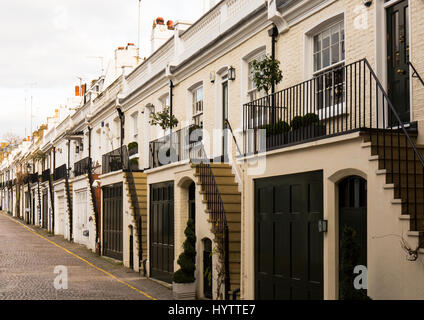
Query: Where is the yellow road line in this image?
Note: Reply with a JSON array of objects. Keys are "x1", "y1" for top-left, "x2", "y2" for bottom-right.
[{"x1": 1, "y1": 213, "x2": 156, "y2": 300}]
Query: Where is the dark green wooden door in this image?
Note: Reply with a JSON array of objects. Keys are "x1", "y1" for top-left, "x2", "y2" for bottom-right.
[
  {"x1": 102, "y1": 183, "x2": 123, "y2": 261},
  {"x1": 150, "y1": 181, "x2": 174, "y2": 283},
  {"x1": 387, "y1": 0, "x2": 410, "y2": 124},
  {"x1": 255, "y1": 171, "x2": 324, "y2": 300}
]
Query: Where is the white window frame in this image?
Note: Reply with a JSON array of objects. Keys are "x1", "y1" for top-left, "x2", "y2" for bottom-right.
[
  {"x1": 247, "y1": 51, "x2": 267, "y2": 102},
  {"x1": 192, "y1": 85, "x2": 204, "y2": 127},
  {"x1": 130, "y1": 111, "x2": 139, "y2": 139},
  {"x1": 304, "y1": 12, "x2": 346, "y2": 119}
]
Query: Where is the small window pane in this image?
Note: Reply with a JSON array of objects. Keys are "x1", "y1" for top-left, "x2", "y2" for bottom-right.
[
  {"x1": 322, "y1": 30, "x2": 330, "y2": 48},
  {"x1": 314, "y1": 52, "x2": 321, "y2": 71},
  {"x1": 314, "y1": 35, "x2": 321, "y2": 53},
  {"x1": 331, "y1": 44, "x2": 339, "y2": 64},
  {"x1": 322, "y1": 48, "x2": 330, "y2": 68}
]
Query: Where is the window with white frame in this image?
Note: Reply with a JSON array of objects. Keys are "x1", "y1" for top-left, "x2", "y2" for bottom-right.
[
  {"x1": 192, "y1": 86, "x2": 204, "y2": 127},
  {"x1": 248, "y1": 51, "x2": 266, "y2": 101},
  {"x1": 131, "y1": 112, "x2": 138, "y2": 139},
  {"x1": 161, "y1": 94, "x2": 170, "y2": 111},
  {"x1": 312, "y1": 20, "x2": 345, "y2": 110}
]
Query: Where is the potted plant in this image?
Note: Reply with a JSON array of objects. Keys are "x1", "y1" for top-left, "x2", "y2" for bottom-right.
[
  {"x1": 251, "y1": 55, "x2": 284, "y2": 124},
  {"x1": 150, "y1": 106, "x2": 179, "y2": 165},
  {"x1": 173, "y1": 219, "x2": 197, "y2": 300},
  {"x1": 129, "y1": 158, "x2": 139, "y2": 171},
  {"x1": 128, "y1": 141, "x2": 138, "y2": 157},
  {"x1": 261, "y1": 120, "x2": 290, "y2": 148},
  {"x1": 288, "y1": 113, "x2": 326, "y2": 143}
]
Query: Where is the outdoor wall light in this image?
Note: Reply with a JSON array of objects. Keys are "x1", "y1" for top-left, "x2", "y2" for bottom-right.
[
  {"x1": 228, "y1": 66, "x2": 236, "y2": 81},
  {"x1": 210, "y1": 71, "x2": 216, "y2": 83},
  {"x1": 362, "y1": 0, "x2": 372, "y2": 7}
]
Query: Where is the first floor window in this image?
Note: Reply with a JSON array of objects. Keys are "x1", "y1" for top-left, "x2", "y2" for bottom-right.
[
  {"x1": 192, "y1": 86, "x2": 203, "y2": 127},
  {"x1": 313, "y1": 20, "x2": 345, "y2": 110}
]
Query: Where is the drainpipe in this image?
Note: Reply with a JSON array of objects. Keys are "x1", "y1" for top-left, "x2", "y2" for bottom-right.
[
  {"x1": 268, "y1": 25, "x2": 278, "y2": 124},
  {"x1": 268, "y1": 25, "x2": 278, "y2": 95}
]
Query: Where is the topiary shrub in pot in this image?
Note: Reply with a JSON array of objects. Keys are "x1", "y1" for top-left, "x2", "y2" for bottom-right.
[
  {"x1": 173, "y1": 219, "x2": 197, "y2": 300},
  {"x1": 128, "y1": 141, "x2": 138, "y2": 157},
  {"x1": 129, "y1": 158, "x2": 139, "y2": 171},
  {"x1": 261, "y1": 120, "x2": 290, "y2": 148},
  {"x1": 289, "y1": 114, "x2": 326, "y2": 143}
]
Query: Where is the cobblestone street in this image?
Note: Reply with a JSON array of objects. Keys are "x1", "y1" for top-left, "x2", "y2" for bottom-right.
[{"x1": 0, "y1": 212, "x2": 173, "y2": 300}]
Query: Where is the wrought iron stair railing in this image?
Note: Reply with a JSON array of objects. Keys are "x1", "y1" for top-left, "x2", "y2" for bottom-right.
[
  {"x1": 244, "y1": 57, "x2": 424, "y2": 235},
  {"x1": 190, "y1": 143, "x2": 230, "y2": 299},
  {"x1": 408, "y1": 61, "x2": 424, "y2": 88},
  {"x1": 121, "y1": 145, "x2": 144, "y2": 265},
  {"x1": 65, "y1": 166, "x2": 73, "y2": 241},
  {"x1": 37, "y1": 178, "x2": 41, "y2": 227},
  {"x1": 87, "y1": 157, "x2": 100, "y2": 252},
  {"x1": 48, "y1": 171, "x2": 55, "y2": 233}
]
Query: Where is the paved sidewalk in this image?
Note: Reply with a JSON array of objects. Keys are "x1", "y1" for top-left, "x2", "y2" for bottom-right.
[{"x1": 0, "y1": 212, "x2": 173, "y2": 300}]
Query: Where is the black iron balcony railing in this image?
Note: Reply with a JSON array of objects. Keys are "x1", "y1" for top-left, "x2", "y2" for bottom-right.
[
  {"x1": 29, "y1": 173, "x2": 39, "y2": 184},
  {"x1": 41, "y1": 169, "x2": 51, "y2": 183},
  {"x1": 102, "y1": 147, "x2": 128, "y2": 175},
  {"x1": 149, "y1": 125, "x2": 203, "y2": 169},
  {"x1": 54, "y1": 164, "x2": 67, "y2": 181},
  {"x1": 244, "y1": 57, "x2": 424, "y2": 234},
  {"x1": 74, "y1": 157, "x2": 91, "y2": 177},
  {"x1": 243, "y1": 59, "x2": 413, "y2": 154}
]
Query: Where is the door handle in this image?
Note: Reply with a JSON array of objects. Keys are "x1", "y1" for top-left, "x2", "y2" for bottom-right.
[{"x1": 397, "y1": 69, "x2": 406, "y2": 75}]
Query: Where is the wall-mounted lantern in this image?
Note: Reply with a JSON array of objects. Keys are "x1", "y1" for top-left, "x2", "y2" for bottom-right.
[
  {"x1": 210, "y1": 71, "x2": 216, "y2": 83},
  {"x1": 228, "y1": 66, "x2": 236, "y2": 81},
  {"x1": 362, "y1": 0, "x2": 372, "y2": 7}
]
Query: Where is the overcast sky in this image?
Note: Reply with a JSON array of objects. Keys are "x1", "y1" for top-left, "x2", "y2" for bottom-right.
[{"x1": 0, "y1": 0, "x2": 204, "y2": 139}]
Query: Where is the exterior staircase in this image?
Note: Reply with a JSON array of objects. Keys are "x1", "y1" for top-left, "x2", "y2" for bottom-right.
[
  {"x1": 65, "y1": 172, "x2": 73, "y2": 241},
  {"x1": 362, "y1": 129, "x2": 424, "y2": 245},
  {"x1": 192, "y1": 162, "x2": 241, "y2": 299},
  {"x1": 124, "y1": 171, "x2": 148, "y2": 270},
  {"x1": 37, "y1": 179, "x2": 42, "y2": 226},
  {"x1": 48, "y1": 172, "x2": 55, "y2": 233}
]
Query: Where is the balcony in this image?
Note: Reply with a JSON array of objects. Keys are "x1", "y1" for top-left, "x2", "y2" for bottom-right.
[
  {"x1": 29, "y1": 174, "x2": 39, "y2": 184},
  {"x1": 243, "y1": 59, "x2": 409, "y2": 155},
  {"x1": 41, "y1": 169, "x2": 51, "y2": 183},
  {"x1": 54, "y1": 164, "x2": 67, "y2": 181},
  {"x1": 74, "y1": 157, "x2": 90, "y2": 177},
  {"x1": 102, "y1": 147, "x2": 128, "y2": 175},
  {"x1": 149, "y1": 125, "x2": 203, "y2": 169}
]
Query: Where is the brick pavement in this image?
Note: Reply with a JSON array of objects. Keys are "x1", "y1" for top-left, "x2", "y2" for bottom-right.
[{"x1": 0, "y1": 212, "x2": 173, "y2": 300}]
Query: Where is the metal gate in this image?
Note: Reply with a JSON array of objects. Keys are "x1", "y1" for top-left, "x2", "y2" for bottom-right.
[
  {"x1": 150, "y1": 181, "x2": 174, "y2": 283},
  {"x1": 255, "y1": 171, "x2": 324, "y2": 300},
  {"x1": 42, "y1": 191, "x2": 48, "y2": 229},
  {"x1": 102, "y1": 183, "x2": 123, "y2": 260}
]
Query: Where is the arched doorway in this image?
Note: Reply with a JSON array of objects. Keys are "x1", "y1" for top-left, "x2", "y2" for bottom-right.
[{"x1": 338, "y1": 176, "x2": 367, "y2": 299}]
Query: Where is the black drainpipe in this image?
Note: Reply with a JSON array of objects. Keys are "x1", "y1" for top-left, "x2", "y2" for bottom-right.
[
  {"x1": 117, "y1": 108, "x2": 125, "y2": 166},
  {"x1": 169, "y1": 80, "x2": 174, "y2": 119},
  {"x1": 268, "y1": 25, "x2": 278, "y2": 123},
  {"x1": 269, "y1": 25, "x2": 278, "y2": 95}
]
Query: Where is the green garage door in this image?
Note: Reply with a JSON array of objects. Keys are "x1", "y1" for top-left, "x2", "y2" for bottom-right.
[{"x1": 255, "y1": 171, "x2": 324, "y2": 300}]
